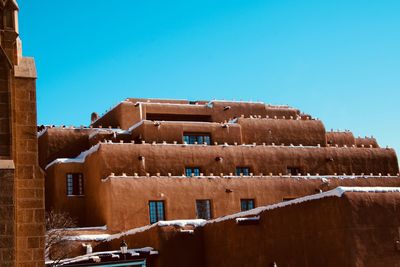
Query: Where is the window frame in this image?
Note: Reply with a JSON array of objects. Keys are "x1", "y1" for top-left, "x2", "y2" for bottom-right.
[
  {"x1": 195, "y1": 199, "x2": 212, "y2": 220},
  {"x1": 287, "y1": 167, "x2": 301, "y2": 175},
  {"x1": 148, "y1": 200, "x2": 165, "y2": 224},
  {"x1": 236, "y1": 167, "x2": 250, "y2": 176},
  {"x1": 183, "y1": 133, "x2": 211, "y2": 145},
  {"x1": 240, "y1": 199, "x2": 255, "y2": 211},
  {"x1": 185, "y1": 167, "x2": 201, "y2": 177},
  {"x1": 66, "y1": 173, "x2": 84, "y2": 196}
]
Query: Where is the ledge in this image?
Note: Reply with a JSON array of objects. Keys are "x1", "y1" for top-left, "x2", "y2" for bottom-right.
[
  {"x1": 0, "y1": 160, "x2": 15, "y2": 169},
  {"x1": 14, "y1": 57, "x2": 37, "y2": 78}
]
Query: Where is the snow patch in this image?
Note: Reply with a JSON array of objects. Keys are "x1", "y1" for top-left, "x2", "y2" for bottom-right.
[
  {"x1": 64, "y1": 225, "x2": 107, "y2": 231},
  {"x1": 235, "y1": 216, "x2": 260, "y2": 223},
  {"x1": 88, "y1": 129, "x2": 126, "y2": 139},
  {"x1": 126, "y1": 120, "x2": 144, "y2": 133},
  {"x1": 64, "y1": 234, "x2": 110, "y2": 241},
  {"x1": 37, "y1": 127, "x2": 47, "y2": 138},
  {"x1": 45, "y1": 144, "x2": 100, "y2": 170}
]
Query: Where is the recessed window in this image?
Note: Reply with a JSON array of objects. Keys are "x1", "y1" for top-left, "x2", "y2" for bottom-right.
[
  {"x1": 283, "y1": 197, "x2": 296, "y2": 202},
  {"x1": 183, "y1": 133, "x2": 211, "y2": 145},
  {"x1": 287, "y1": 167, "x2": 301, "y2": 175},
  {"x1": 4, "y1": 9, "x2": 14, "y2": 29},
  {"x1": 236, "y1": 167, "x2": 250, "y2": 176},
  {"x1": 185, "y1": 167, "x2": 200, "y2": 177},
  {"x1": 196, "y1": 200, "x2": 212, "y2": 220},
  {"x1": 149, "y1": 200, "x2": 165, "y2": 224},
  {"x1": 240, "y1": 199, "x2": 255, "y2": 211},
  {"x1": 66, "y1": 173, "x2": 84, "y2": 196}
]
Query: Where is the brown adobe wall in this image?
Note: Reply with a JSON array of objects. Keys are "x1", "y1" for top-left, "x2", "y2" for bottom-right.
[
  {"x1": 104, "y1": 225, "x2": 203, "y2": 267},
  {"x1": 38, "y1": 128, "x2": 94, "y2": 169},
  {"x1": 65, "y1": 190, "x2": 400, "y2": 267},
  {"x1": 130, "y1": 120, "x2": 242, "y2": 144},
  {"x1": 200, "y1": 192, "x2": 400, "y2": 267},
  {"x1": 356, "y1": 136, "x2": 379, "y2": 148},
  {"x1": 45, "y1": 163, "x2": 87, "y2": 226},
  {"x1": 238, "y1": 117, "x2": 327, "y2": 146},
  {"x1": 91, "y1": 101, "x2": 142, "y2": 129},
  {"x1": 87, "y1": 144, "x2": 399, "y2": 178},
  {"x1": 66, "y1": 175, "x2": 400, "y2": 231},
  {"x1": 92, "y1": 100, "x2": 303, "y2": 129},
  {"x1": 209, "y1": 101, "x2": 301, "y2": 122},
  {"x1": 326, "y1": 131, "x2": 356, "y2": 147}
]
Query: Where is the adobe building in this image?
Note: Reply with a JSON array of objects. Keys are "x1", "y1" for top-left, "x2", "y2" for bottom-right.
[
  {"x1": 0, "y1": 1, "x2": 45, "y2": 266},
  {"x1": 51, "y1": 187, "x2": 400, "y2": 267},
  {"x1": 39, "y1": 98, "x2": 399, "y2": 233}
]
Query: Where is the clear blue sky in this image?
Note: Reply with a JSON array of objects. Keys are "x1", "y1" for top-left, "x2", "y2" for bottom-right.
[{"x1": 19, "y1": 0, "x2": 399, "y2": 154}]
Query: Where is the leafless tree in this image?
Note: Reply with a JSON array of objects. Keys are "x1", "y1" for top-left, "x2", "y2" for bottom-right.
[{"x1": 45, "y1": 210, "x2": 77, "y2": 265}]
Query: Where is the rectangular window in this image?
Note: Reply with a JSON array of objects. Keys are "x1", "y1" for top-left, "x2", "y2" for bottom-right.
[
  {"x1": 183, "y1": 133, "x2": 211, "y2": 145},
  {"x1": 66, "y1": 173, "x2": 84, "y2": 196},
  {"x1": 149, "y1": 200, "x2": 165, "y2": 224},
  {"x1": 240, "y1": 199, "x2": 255, "y2": 211},
  {"x1": 196, "y1": 200, "x2": 212, "y2": 220},
  {"x1": 287, "y1": 167, "x2": 301, "y2": 175},
  {"x1": 185, "y1": 167, "x2": 200, "y2": 177},
  {"x1": 236, "y1": 167, "x2": 250, "y2": 176}
]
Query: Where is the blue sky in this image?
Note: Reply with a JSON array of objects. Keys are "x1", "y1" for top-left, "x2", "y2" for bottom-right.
[{"x1": 19, "y1": 0, "x2": 399, "y2": 154}]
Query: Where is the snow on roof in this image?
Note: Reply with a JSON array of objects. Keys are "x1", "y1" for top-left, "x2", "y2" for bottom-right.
[
  {"x1": 37, "y1": 127, "x2": 47, "y2": 138},
  {"x1": 126, "y1": 120, "x2": 144, "y2": 133},
  {"x1": 64, "y1": 225, "x2": 107, "y2": 231},
  {"x1": 53, "y1": 247, "x2": 156, "y2": 266},
  {"x1": 65, "y1": 234, "x2": 110, "y2": 241},
  {"x1": 65, "y1": 219, "x2": 206, "y2": 242},
  {"x1": 88, "y1": 128, "x2": 126, "y2": 139},
  {"x1": 205, "y1": 186, "x2": 400, "y2": 225},
  {"x1": 103, "y1": 174, "x2": 398, "y2": 182},
  {"x1": 45, "y1": 144, "x2": 100, "y2": 170}
]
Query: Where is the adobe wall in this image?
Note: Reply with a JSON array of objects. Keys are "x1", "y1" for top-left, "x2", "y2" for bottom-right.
[
  {"x1": 38, "y1": 128, "x2": 95, "y2": 169},
  {"x1": 326, "y1": 131, "x2": 357, "y2": 147},
  {"x1": 238, "y1": 117, "x2": 327, "y2": 146},
  {"x1": 48, "y1": 175, "x2": 400, "y2": 231},
  {"x1": 200, "y1": 192, "x2": 400, "y2": 267},
  {"x1": 86, "y1": 144, "x2": 398, "y2": 178},
  {"x1": 69, "y1": 191, "x2": 400, "y2": 267},
  {"x1": 92, "y1": 100, "x2": 304, "y2": 129},
  {"x1": 45, "y1": 163, "x2": 87, "y2": 225},
  {"x1": 130, "y1": 120, "x2": 242, "y2": 145},
  {"x1": 356, "y1": 136, "x2": 379, "y2": 148},
  {"x1": 92, "y1": 102, "x2": 142, "y2": 129}
]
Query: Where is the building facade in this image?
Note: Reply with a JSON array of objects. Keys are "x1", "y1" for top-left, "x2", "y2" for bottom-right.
[
  {"x1": 0, "y1": 1, "x2": 45, "y2": 266},
  {"x1": 39, "y1": 98, "x2": 399, "y2": 232}
]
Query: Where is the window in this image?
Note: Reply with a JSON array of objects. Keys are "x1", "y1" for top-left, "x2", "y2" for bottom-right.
[
  {"x1": 283, "y1": 197, "x2": 296, "y2": 202},
  {"x1": 287, "y1": 167, "x2": 301, "y2": 175},
  {"x1": 66, "y1": 173, "x2": 84, "y2": 196},
  {"x1": 236, "y1": 167, "x2": 250, "y2": 176},
  {"x1": 149, "y1": 201, "x2": 165, "y2": 224},
  {"x1": 185, "y1": 167, "x2": 200, "y2": 177},
  {"x1": 196, "y1": 200, "x2": 212, "y2": 220},
  {"x1": 240, "y1": 199, "x2": 255, "y2": 211},
  {"x1": 183, "y1": 133, "x2": 211, "y2": 145}
]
